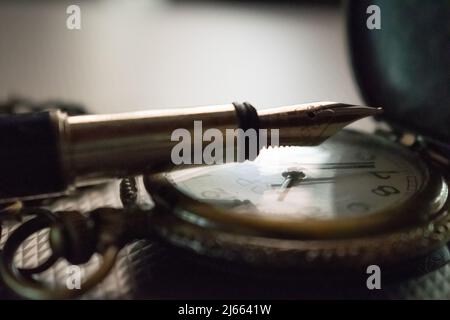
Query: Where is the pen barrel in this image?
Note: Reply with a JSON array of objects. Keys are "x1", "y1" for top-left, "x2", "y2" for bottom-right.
[
  {"x1": 0, "y1": 103, "x2": 258, "y2": 202},
  {"x1": 64, "y1": 104, "x2": 243, "y2": 185}
]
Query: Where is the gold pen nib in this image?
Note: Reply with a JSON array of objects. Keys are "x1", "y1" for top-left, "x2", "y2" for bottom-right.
[
  {"x1": 316, "y1": 103, "x2": 383, "y2": 145},
  {"x1": 258, "y1": 102, "x2": 383, "y2": 146}
]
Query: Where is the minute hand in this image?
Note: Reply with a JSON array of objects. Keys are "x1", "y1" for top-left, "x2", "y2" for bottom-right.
[
  {"x1": 273, "y1": 170, "x2": 400, "y2": 187},
  {"x1": 294, "y1": 162, "x2": 375, "y2": 170}
]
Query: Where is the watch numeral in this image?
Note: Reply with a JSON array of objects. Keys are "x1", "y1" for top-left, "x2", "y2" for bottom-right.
[
  {"x1": 371, "y1": 185, "x2": 400, "y2": 197},
  {"x1": 370, "y1": 171, "x2": 399, "y2": 180},
  {"x1": 201, "y1": 188, "x2": 234, "y2": 199}
]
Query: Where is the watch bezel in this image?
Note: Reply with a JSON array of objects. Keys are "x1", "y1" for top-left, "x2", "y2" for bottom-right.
[{"x1": 144, "y1": 201, "x2": 450, "y2": 269}]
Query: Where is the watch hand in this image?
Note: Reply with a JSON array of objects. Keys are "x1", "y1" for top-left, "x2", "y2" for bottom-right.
[
  {"x1": 276, "y1": 170, "x2": 306, "y2": 201},
  {"x1": 271, "y1": 167, "x2": 358, "y2": 189},
  {"x1": 288, "y1": 162, "x2": 375, "y2": 170},
  {"x1": 271, "y1": 170, "x2": 402, "y2": 188}
]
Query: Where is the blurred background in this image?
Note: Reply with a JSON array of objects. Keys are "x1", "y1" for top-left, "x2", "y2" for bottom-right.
[{"x1": 0, "y1": 0, "x2": 364, "y2": 116}]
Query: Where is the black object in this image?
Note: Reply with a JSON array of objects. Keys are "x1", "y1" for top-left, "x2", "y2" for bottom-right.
[
  {"x1": 347, "y1": 0, "x2": 450, "y2": 145},
  {"x1": 233, "y1": 102, "x2": 260, "y2": 160},
  {"x1": 0, "y1": 97, "x2": 87, "y2": 116},
  {"x1": 0, "y1": 99, "x2": 88, "y2": 200},
  {"x1": 0, "y1": 111, "x2": 65, "y2": 199}
]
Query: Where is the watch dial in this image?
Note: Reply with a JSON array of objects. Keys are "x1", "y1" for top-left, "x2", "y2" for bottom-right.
[{"x1": 167, "y1": 130, "x2": 428, "y2": 220}]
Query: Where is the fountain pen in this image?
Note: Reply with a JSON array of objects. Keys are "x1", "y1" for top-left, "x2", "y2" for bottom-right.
[{"x1": 0, "y1": 101, "x2": 381, "y2": 202}]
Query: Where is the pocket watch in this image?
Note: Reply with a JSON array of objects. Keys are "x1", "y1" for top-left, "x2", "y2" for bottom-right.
[{"x1": 143, "y1": 128, "x2": 450, "y2": 270}]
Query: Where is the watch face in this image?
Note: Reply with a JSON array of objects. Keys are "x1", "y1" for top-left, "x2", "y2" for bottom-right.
[
  {"x1": 166, "y1": 130, "x2": 444, "y2": 221},
  {"x1": 145, "y1": 129, "x2": 450, "y2": 267}
]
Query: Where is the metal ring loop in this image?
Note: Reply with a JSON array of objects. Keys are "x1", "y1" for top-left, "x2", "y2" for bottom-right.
[
  {"x1": 6, "y1": 208, "x2": 60, "y2": 276},
  {"x1": 0, "y1": 209, "x2": 119, "y2": 299}
]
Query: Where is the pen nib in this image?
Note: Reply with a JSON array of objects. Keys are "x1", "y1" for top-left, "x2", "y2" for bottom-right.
[
  {"x1": 258, "y1": 102, "x2": 383, "y2": 146},
  {"x1": 316, "y1": 103, "x2": 383, "y2": 145}
]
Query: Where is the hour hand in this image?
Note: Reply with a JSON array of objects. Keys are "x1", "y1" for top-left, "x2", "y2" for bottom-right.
[{"x1": 272, "y1": 169, "x2": 306, "y2": 201}]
